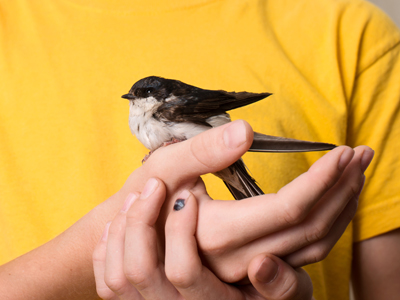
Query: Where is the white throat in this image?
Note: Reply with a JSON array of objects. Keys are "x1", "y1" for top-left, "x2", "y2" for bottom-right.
[{"x1": 128, "y1": 97, "x2": 231, "y2": 151}]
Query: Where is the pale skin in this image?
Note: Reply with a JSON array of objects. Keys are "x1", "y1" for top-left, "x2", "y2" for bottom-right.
[
  {"x1": 93, "y1": 180, "x2": 316, "y2": 300},
  {"x1": 352, "y1": 227, "x2": 400, "y2": 300},
  {"x1": 90, "y1": 120, "x2": 373, "y2": 300},
  {"x1": 0, "y1": 120, "x2": 397, "y2": 299}
]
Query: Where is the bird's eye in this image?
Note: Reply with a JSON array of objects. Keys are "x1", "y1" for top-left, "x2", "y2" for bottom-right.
[{"x1": 146, "y1": 88, "x2": 153, "y2": 94}]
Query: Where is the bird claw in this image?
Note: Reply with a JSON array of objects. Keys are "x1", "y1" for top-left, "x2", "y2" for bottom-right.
[
  {"x1": 162, "y1": 138, "x2": 184, "y2": 147},
  {"x1": 141, "y1": 151, "x2": 153, "y2": 164}
]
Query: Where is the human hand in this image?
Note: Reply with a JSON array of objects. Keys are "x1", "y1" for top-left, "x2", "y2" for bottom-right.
[
  {"x1": 93, "y1": 178, "x2": 315, "y2": 300},
  {"x1": 113, "y1": 120, "x2": 373, "y2": 282},
  {"x1": 193, "y1": 144, "x2": 373, "y2": 281}
]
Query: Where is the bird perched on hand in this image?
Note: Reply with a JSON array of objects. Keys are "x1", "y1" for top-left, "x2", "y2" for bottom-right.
[{"x1": 122, "y1": 76, "x2": 336, "y2": 200}]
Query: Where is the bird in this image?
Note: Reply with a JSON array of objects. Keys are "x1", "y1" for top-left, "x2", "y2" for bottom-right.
[{"x1": 122, "y1": 76, "x2": 336, "y2": 200}]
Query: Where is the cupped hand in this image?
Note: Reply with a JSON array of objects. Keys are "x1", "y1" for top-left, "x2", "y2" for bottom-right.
[
  {"x1": 93, "y1": 179, "x2": 315, "y2": 300},
  {"x1": 112, "y1": 120, "x2": 373, "y2": 282},
  {"x1": 194, "y1": 144, "x2": 372, "y2": 281}
]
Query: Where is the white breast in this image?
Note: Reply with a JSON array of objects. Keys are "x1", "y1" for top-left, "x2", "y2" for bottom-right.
[
  {"x1": 129, "y1": 97, "x2": 170, "y2": 150},
  {"x1": 129, "y1": 98, "x2": 232, "y2": 151}
]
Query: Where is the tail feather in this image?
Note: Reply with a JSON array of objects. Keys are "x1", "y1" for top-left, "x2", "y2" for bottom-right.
[
  {"x1": 224, "y1": 160, "x2": 264, "y2": 200},
  {"x1": 250, "y1": 132, "x2": 336, "y2": 152}
]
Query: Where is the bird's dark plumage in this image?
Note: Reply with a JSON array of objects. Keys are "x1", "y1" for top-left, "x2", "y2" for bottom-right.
[
  {"x1": 126, "y1": 76, "x2": 271, "y2": 127},
  {"x1": 124, "y1": 76, "x2": 337, "y2": 200}
]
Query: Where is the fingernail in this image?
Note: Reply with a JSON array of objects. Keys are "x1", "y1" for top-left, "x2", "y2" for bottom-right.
[
  {"x1": 255, "y1": 257, "x2": 279, "y2": 284},
  {"x1": 101, "y1": 221, "x2": 112, "y2": 241},
  {"x1": 121, "y1": 193, "x2": 138, "y2": 212},
  {"x1": 223, "y1": 120, "x2": 247, "y2": 149},
  {"x1": 141, "y1": 178, "x2": 159, "y2": 199},
  {"x1": 338, "y1": 147, "x2": 354, "y2": 171},
  {"x1": 174, "y1": 199, "x2": 185, "y2": 211},
  {"x1": 361, "y1": 149, "x2": 374, "y2": 173},
  {"x1": 173, "y1": 190, "x2": 190, "y2": 211}
]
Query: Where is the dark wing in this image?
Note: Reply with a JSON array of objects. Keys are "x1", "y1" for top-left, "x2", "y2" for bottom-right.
[
  {"x1": 156, "y1": 86, "x2": 271, "y2": 125},
  {"x1": 182, "y1": 90, "x2": 272, "y2": 114},
  {"x1": 250, "y1": 132, "x2": 337, "y2": 152},
  {"x1": 222, "y1": 160, "x2": 264, "y2": 200}
]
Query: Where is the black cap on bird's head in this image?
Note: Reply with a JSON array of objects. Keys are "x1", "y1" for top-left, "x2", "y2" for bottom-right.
[
  {"x1": 132, "y1": 76, "x2": 166, "y2": 90},
  {"x1": 122, "y1": 76, "x2": 174, "y2": 101}
]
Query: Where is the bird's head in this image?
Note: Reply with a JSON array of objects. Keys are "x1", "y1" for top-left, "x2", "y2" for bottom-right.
[
  {"x1": 122, "y1": 76, "x2": 173, "y2": 102},
  {"x1": 122, "y1": 76, "x2": 179, "y2": 115}
]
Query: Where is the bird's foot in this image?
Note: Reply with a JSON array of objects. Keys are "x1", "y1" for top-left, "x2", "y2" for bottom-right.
[
  {"x1": 162, "y1": 137, "x2": 185, "y2": 147},
  {"x1": 142, "y1": 150, "x2": 154, "y2": 164}
]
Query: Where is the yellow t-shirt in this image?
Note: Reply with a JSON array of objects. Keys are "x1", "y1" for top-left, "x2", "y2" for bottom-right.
[{"x1": 1, "y1": 0, "x2": 400, "y2": 299}]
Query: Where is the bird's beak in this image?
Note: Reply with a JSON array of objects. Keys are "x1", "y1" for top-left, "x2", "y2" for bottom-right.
[{"x1": 122, "y1": 93, "x2": 136, "y2": 100}]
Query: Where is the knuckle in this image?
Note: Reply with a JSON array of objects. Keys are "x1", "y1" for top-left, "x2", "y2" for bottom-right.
[
  {"x1": 306, "y1": 245, "x2": 330, "y2": 264},
  {"x1": 96, "y1": 286, "x2": 116, "y2": 300},
  {"x1": 104, "y1": 275, "x2": 129, "y2": 295},
  {"x1": 166, "y1": 268, "x2": 197, "y2": 289},
  {"x1": 304, "y1": 221, "x2": 330, "y2": 244},
  {"x1": 280, "y1": 201, "x2": 305, "y2": 226},
  {"x1": 218, "y1": 265, "x2": 246, "y2": 283},
  {"x1": 197, "y1": 233, "x2": 228, "y2": 257},
  {"x1": 124, "y1": 268, "x2": 152, "y2": 290}
]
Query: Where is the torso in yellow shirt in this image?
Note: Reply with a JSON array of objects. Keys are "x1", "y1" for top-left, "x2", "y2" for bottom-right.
[{"x1": 1, "y1": 0, "x2": 400, "y2": 299}]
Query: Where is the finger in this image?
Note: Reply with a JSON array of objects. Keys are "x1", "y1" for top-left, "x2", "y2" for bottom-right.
[
  {"x1": 149, "y1": 119, "x2": 253, "y2": 178},
  {"x1": 248, "y1": 254, "x2": 313, "y2": 300},
  {"x1": 274, "y1": 145, "x2": 355, "y2": 226},
  {"x1": 284, "y1": 176, "x2": 365, "y2": 267},
  {"x1": 122, "y1": 120, "x2": 254, "y2": 194},
  {"x1": 93, "y1": 222, "x2": 120, "y2": 300},
  {"x1": 124, "y1": 178, "x2": 180, "y2": 299},
  {"x1": 196, "y1": 146, "x2": 355, "y2": 251},
  {"x1": 214, "y1": 147, "x2": 371, "y2": 279},
  {"x1": 165, "y1": 191, "x2": 242, "y2": 300},
  {"x1": 104, "y1": 193, "x2": 143, "y2": 299},
  {"x1": 265, "y1": 146, "x2": 372, "y2": 258},
  {"x1": 254, "y1": 146, "x2": 371, "y2": 255},
  {"x1": 280, "y1": 146, "x2": 373, "y2": 266}
]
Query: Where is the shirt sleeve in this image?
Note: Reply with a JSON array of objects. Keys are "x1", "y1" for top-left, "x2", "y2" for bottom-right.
[{"x1": 347, "y1": 11, "x2": 400, "y2": 242}]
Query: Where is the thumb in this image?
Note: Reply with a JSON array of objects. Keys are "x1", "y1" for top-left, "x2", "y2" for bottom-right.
[
  {"x1": 248, "y1": 254, "x2": 314, "y2": 300},
  {"x1": 137, "y1": 120, "x2": 253, "y2": 187}
]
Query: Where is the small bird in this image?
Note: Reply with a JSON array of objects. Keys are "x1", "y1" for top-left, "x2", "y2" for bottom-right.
[{"x1": 122, "y1": 76, "x2": 336, "y2": 200}]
